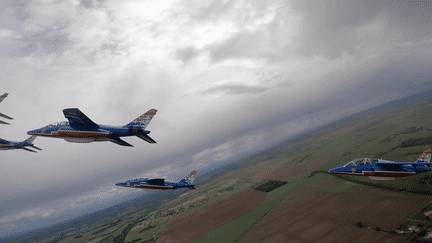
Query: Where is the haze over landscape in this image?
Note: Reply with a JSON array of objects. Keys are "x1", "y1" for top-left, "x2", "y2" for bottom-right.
[{"x1": 2, "y1": 0, "x2": 432, "y2": 239}]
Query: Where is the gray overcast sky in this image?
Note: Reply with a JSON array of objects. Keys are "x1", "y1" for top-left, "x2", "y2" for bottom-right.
[{"x1": 2, "y1": 0, "x2": 432, "y2": 236}]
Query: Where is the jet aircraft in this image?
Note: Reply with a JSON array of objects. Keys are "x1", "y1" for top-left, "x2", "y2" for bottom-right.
[
  {"x1": 310, "y1": 148, "x2": 432, "y2": 193},
  {"x1": 116, "y1": 170, "x2": 198, "y2": 191},
  {"x1": 0, "y1": 93, "x2": 13, "y2": 125},
  {"x1": 27, "y1": 108, "x2": 157, "y2": 147},
  {"x1": 0, "y1": 135, "x2": 42, "y2": 152}
]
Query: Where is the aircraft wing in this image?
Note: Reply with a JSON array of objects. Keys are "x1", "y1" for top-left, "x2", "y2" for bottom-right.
[
  {"x1": 109, "y1": 137, "x2": 133, "y2": 147},
  {"x1": 0, "y1": 112, "x2": 13, "y2": 120},
  {"x1": 63, "y1": 108, "x2": 99, "y2": 130},
  {"x1": 30, "y1": 145, "x2": 42, "y2": 150},
  {"x1": 136, "y1": 134, "x2": 157, "y2": 143}
]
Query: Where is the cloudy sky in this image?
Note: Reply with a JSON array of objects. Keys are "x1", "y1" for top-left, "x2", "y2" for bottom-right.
[{"x1": 1, "y1": 0, "x2": 432, "y2": 237}]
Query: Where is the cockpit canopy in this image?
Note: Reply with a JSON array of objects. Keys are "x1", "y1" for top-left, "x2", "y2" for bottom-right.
[
  {"x1": 47, "y1": 121, "x2": 69, "y2": 127},
  {"x1": 126, "y1": 178, "x2": 149, "y2": 182},
  {"x1": 343, "y1": 158, "x2": 379, "y2": 167}
]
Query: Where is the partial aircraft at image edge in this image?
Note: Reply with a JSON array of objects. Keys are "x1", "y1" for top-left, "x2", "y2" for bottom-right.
[
  {"x1": 116, "y1": 170, "x2": 198, "y2": 191},
  {"x1": 27, "y1": 108, "x2": 157, "y2": 147},
  {"x1": 0, "y1": 93, "x2": 13, "y2": 125},
  {"x1": 0, "y1": 135, "x2": 42, "y2": 152},
  {"x1": 310, "y1": 148, "x2": 432, "y2": 193}
]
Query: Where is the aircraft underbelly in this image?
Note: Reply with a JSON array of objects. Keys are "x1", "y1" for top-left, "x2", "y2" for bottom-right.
[
  {"x1": 64, "y1": 138, "x2": 94, "y2": 143},
  {"x1": 330, "y1": 171, "x2": 432, "y2": 193},
  {"x1": 134, "y1": 185, "x2": 173, "y2": 191},
  {"x1": 56, "y1": 131, "x2": 110, "y2": 139}
]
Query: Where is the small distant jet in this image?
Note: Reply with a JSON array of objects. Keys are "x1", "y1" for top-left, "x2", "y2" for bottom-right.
[
  {"x1": 116, "y1": 171, "x2": 198, "y2": 191},
  {"x1": 27, "y1": 108, "x2": 157, "y2": 147},
  {"x1": 310, "y1": 148, "x2": 432, "y2": 193},
  {"x1": 0, "y1": 93, "x2": 13, "y2": 125},
  {"x1": 0, "y1": 135, "x2": 42, "y2": 152}
]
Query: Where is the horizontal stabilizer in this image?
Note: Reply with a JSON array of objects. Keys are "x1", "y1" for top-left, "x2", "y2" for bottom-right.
[
  {"x1": 0, "y1": 120, "x2": 10, "y2": 125},
  {"x1": 30, "y1": 145, "x2": 42, "y2": 151},
  {"x1": 22, "y1": 147, "x2": 36, "y2": 153},
  {"x1": 63, "y1": 108, "x2": 99, "y2": 130},
  {"x1": 0, "y1": 112, "x2": 12, "y2": 120},
  {"x1": 136, "y1": 134, "x2": 156, "y2": 144},
  {"x1": 109, "y1": 137, "x2": 133, "y2": 147},
  {"x1": 0, "y1": 93, "x2": 8, "y2": 103}
]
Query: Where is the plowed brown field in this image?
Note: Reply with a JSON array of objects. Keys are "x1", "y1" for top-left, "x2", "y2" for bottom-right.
[
  {"x1": 240, "y1": 182, "x2": 427, "y2": 243},
  {"x1": 158, "y1": 188, "x2": 267, "y2": 243}
]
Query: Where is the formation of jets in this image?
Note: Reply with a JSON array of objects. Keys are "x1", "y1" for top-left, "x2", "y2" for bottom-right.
[
  {"x1": 1, "y1": 92, "x2": 198, "y2": 191},
  {"x1": 310, "y1": 148, "x2": 432, "y2": 193},
  {"x1": 7, "y1": 89, "x2": 432, "y2": 194},
  {"x1": 0, "y1": 93, "x2": 42, "y2": 152}
]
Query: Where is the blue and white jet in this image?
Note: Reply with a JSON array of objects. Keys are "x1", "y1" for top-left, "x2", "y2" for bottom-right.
[
  {"x1": 0, "y1": 93, "x2": 13, "y2": 125},
  {"x1": 310, "y1": 148, "x2": 432, "y2": 193},
  {"x1": 0, "y1": 135, "x2": 42, "y2": 152},
  {"x1": 116, "y1": 171, "x2": 198, "y2": 191},
  {"x1": 27, "y1": 108, "x2": 157, "y2": 147}
]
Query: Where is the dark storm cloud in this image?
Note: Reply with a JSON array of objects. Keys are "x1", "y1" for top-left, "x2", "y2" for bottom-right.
[{"x1": 201, "y1": 83, "x2": 268, "y2": 95}]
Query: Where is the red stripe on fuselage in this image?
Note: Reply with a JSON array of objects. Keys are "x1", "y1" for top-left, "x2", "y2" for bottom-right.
[{"x1": 48, "y1": 131, "x2": 111, "y2": 139}]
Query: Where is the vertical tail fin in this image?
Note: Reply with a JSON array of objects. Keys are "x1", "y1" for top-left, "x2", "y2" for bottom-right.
[
  {"x1": 126, "y1": 109, "x2": 157, "y2": 129},
  {"x1": 417, "y1": 148, "x2": 432, "y2": 162},
  {"x1": 179, "y1": 170, "x2": 198, "y2": 184},
  {"x1": 0, "y1": 93, "x2": 8, "y2": 103},
  {"x1": 24, "y1": 135, "x2": 37, "y2": 144}
]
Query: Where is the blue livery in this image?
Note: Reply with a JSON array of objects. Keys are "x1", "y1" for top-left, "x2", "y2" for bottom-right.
[
  {"x1": 0, "y1": 135, "x2": 42, "y2": 152},
  {"x1": 116, "y1": 171, "x2": 198, "y2": 191},
  {"x1": 310, "y1": 148, "x2": 432, "y2": 193},
  {"x1": 27, "y1": 108, "x2": 157, "y2": 147}
]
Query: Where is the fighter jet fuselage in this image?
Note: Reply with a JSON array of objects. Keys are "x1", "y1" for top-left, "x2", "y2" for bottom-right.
[
  {"x1": 116, "y1": 171, "x2": 198, "y2": 191},
  {"x1": 27, "y1": 108, "x2": 157, "y2": 147},
  {"x1": 0, "y1": 136, "x2": 42, "y2": 152},
  {"x1": 311, "y1": 148, "x2": 432, "y2": 193}
]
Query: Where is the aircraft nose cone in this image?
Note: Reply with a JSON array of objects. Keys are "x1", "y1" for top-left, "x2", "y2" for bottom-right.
[
  {"x1": 115, "y1": 183, "x2": 123, "y2": 187},
  {"x1": 27, "y1": 129, "x2": 41, "y2": 135}
]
